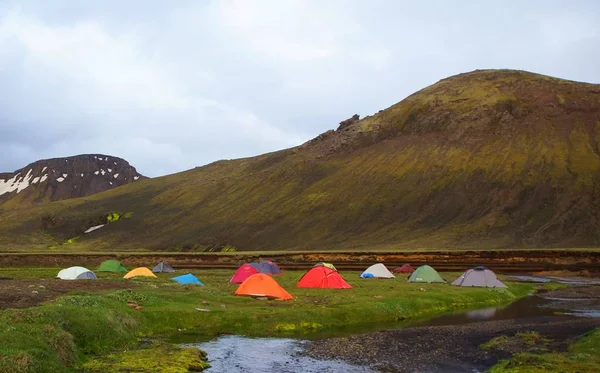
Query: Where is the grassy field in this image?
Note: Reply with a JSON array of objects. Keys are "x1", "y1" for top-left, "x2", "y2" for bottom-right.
[
  {"x1": 490, "y1": 329, "x2": 600, "y2": 372},
  {"x1": 0, "y1": 268, "x2": 541, "y2": 372}
]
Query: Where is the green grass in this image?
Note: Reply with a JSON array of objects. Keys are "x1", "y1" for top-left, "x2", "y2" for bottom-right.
[
  {"x1": 0, "y1": 268, "x2": 540, "y2": 372},
  {"x1": 490, "y1": 328, "x2": 600, "y2": 372}
]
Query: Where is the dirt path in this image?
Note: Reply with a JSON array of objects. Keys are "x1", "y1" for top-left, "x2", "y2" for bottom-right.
[
  {"x1": 304, "y1": 286, "x2": 600, "y2": 373},
  {"x1": 0, "y1": 279, "x2": 135, "y2": 309}
]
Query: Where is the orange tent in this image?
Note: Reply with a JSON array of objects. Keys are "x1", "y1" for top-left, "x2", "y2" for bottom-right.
[
  {"x1": 297, "y1": 266, "x2": 352, "y2": 289},
  {"x1": 234, "y1": 273, "x2": 293, "y2": 300},
  {"x1": 124, "y1": 267, "x2": 157, "y2": 279}
]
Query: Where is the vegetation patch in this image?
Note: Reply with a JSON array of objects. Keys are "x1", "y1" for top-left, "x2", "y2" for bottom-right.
[
  {"x1": 82, "y1": 342, "x2": 209, "y2": 373},
  {"x1": 490, "y1": 328, "x2": 600, "y2": 372},
  {"x1": 482, "y1": 331, "x2": 550, "y2": 354}
]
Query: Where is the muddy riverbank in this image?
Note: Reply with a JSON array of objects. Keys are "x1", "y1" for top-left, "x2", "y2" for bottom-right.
[
  {"x1": 304, "y1": 285, "x2": 600, "y2": 373},
  {"x1": 1, "y1": 250, "x2": 599, "y2": 273}
]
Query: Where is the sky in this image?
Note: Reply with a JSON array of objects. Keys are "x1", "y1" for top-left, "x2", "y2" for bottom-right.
[{"x1": 1, "y1": 0, "x2": 599, "y2": 177}]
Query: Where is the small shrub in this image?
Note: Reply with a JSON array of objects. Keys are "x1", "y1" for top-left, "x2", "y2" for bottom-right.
[{"x1": 107, "y1": 212, "x2": 121, "y2": 223}]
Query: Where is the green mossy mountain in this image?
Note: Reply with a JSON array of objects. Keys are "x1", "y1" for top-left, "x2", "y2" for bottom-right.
[{"x1": 1, "y1": 69, "x2": 600, "y2": 251}]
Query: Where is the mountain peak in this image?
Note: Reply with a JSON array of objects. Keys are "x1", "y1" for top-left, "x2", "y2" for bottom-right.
[{"x1": 0, "y1": 154, "x2": 146, "y2": 205}]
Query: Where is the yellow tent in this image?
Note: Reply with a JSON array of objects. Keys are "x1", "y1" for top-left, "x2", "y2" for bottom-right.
[{"x1": 123, "y1": 267, "x2": 157, "y2": 279}]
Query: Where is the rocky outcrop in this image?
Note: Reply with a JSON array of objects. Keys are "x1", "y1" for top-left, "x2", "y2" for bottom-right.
[
  {"x1": 336, "y1": 114, "x2": 360, "y2": 131},
  {"x1": 0, "y1": 154, "x2": 145, "y2": 205}
]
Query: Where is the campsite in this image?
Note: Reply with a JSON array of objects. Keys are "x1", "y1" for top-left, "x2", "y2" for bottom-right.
[
  {"x1": 1, "y1": 2, "x2": 600, "y2": 372},
  {"x1": 0, "y1": 259, "x2": 599, "y2": 372}
]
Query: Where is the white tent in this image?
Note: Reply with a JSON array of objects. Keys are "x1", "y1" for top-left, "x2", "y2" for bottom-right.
[
  {"x1": 360, "y1": 263, "x2": 395, "y2": 279},
  {"x1": 57, "y1": 266, "x2": 97, "y2": 280}
]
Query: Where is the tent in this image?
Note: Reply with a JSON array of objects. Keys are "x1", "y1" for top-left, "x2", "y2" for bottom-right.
[
  {"x1": 57, "y1": 266, "x2": 97, "y2": 280},
  {"x1": 408, "y1": 265, "x2": 446, "y2": 283},
  {"x1": 97, "y1": 260, "x2": 128, "y2": 273},
  {"x1": 171, "y1": 273, "x2": 204, "y2": 286},
  {"x1": 152, "y1": 261, "x2": 176, "y2": 273},
  {"x1": 230, "y1": 263, "x2": 259, "y2": 284},
  {"x1": 394, "y1": 264, "x2": 415, "y2": 274},
  {"x1": 360, "y1": 263, "x2": 395, "y2": 279},
  {"x1": 250, "y1": 260, "x2": 282, "y2": 275},
  {"x1": 297, "y1": 266, "x2": 352, "y2": 289},
  {"x1": 452, "y1": 266, "x2": 507, "y2": 288},
  {"x1": 235, "y1": 273, "x2": 293, "y2": 300},
  {"x1": 124, "y1": 267, "x2": 157, "y2": 279},
  {"x1": 313, "y1": 262, "x2": 337, "y2": 271}
]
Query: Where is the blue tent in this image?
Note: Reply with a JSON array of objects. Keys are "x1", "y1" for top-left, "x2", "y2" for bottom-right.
[
  {"x1": 249, "y1": 260, "x2": 282, "y2": 275},
  {"x1": 170, "y1": 273, "x2": 204, "y2": 286}
]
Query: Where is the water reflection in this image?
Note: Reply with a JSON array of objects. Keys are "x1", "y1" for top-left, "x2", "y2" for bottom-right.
[{"x1": 186, "y1": 336, "x2": 374, "y2": 373}]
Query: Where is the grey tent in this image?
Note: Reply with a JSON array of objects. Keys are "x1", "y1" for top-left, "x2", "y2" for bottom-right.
[
  {"x1": 152, "y1": 261, "x2": 176, "y2": 273},
  {"x1": 452, "y1": 266, "x2": 507, "y2": 288}
]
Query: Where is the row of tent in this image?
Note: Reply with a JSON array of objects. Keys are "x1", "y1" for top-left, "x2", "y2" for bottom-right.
[
  {"x1": 57, "y1": 265, "x2": 203, "y2": 284},
  {"x1": 56, "y1": 260, "x2": 506, "y2": 302},
  {"x1": 360, "y1": 263, "x2": 507, "y2": 288}
]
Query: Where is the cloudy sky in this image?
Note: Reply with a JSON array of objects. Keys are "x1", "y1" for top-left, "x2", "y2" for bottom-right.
[{"x1": 1, "y1": 0, "x2": 599, "y2": 177}]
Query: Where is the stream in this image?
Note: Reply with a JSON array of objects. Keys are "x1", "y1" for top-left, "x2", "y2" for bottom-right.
[{"x1": 181, "y1": 278, "x2": 600, "y2": 372}]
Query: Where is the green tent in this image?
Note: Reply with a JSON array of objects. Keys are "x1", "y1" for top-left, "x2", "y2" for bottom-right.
[
  {"x1": 408, "y1": 265, "x2": 446, "y2": 283},
  {"x1": 313, "y1": 262, "x2": 337, "y2": 271},
  {"x1": 97, "y1": 260, "x2": 128, "y2": 273}
]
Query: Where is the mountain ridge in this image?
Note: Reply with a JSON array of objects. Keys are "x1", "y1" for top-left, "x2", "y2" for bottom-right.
[
  {"x1": 1, "y1": 69, "x2": 599, "y2": 252},
  {"x1": 0, "y1": 154, "x2": 146, "y2": 207}
]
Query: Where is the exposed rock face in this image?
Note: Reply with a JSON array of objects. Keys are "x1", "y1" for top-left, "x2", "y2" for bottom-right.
[
  {"x1": 337, "y1": 114, "x2": 360, "y2": 131},
  {"x1": 0, "y1": 154, "x2": 145, "y2": 205}
]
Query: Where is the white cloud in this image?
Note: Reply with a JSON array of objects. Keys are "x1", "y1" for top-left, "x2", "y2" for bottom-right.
[
  {"x1": 0, "y1": 0, "x2": 599, "y2": 177},
  {"x1": 0, "y1": 8, "x2": 306, "y2": 176}
]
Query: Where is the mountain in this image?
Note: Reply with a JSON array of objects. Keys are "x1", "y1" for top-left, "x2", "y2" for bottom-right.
[
  {"x1": 1, "y1": 69, "x2": 599, "y2": 252},
  {"x1": 0, "y1": 154, "x2": 145, "y2": 207}
]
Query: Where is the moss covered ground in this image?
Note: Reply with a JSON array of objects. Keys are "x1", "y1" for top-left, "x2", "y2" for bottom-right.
[
  {"x1": 490, "y1": 328, "x2": 600, "y2": 373},
  {"x1": 0, "y1": 268, "x2": 540, "y2": 372}
]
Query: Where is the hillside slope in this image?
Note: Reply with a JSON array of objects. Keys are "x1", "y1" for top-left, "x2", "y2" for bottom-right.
[
  {"x1": 0, "y1": 155, "x2": 145, "y2": 207},
  {"x1": 1, "y1": 69, "x2": 599, "y2": 251}
]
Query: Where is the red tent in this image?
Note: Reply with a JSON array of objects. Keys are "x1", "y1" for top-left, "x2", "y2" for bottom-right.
[
  {"x1": 230, "y1": 263, "x2": 259, "y2": 284},
  {"x1": 394, "y1": 264, "x2": 415, "y2": 274},
  {"x1": 297, "y1": 266, "x2": 352, "y2": 289}
]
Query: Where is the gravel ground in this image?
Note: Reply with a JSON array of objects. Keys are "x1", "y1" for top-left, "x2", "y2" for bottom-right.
[{"x1": 304, "y1": 286, "x2": 600, "y2": 373}]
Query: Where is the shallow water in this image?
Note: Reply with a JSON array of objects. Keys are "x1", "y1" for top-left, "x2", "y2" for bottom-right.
[
  {"x1": 186, "y1": 336, "x2": 374, "y2": 373},
  {"x1": 180, "y1": 277, "x2": 599, "y2": 371}
]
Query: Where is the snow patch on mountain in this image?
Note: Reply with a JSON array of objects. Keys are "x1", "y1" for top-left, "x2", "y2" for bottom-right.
[
  {"x1": 84, "y1": 224, "x2": 105, "y2": 234},
  {"x1": 0, "y1": 169, "x2": 34, "y2": 196}
]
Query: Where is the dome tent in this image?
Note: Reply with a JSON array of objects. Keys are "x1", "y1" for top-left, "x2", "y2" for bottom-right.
[
  {"x1": 57, "y1": 266, "x2": 97, "y2": 280},
  {"x1": 313, "y1": 262, "x2": 337, "y2": 271},
  {"x1": 230, "y1": 263, "x2": 259, "y2": 284},
  {"x1": 124, "y1": 267, "x2": 157, "y2": 279},
  {"x1": 297, "y1": 266, "x2": 352, "y2": 289},
  {"x1": 152, "y1": 261, "x2": 176, "y2": 273},
  {"x1": 360, "y1": 263, "x2": 395, "y2": 279},
  {"x1": 452, "y1": 266, "x2": 507, "y2": 288},
  {"x1": 408, "y1": 265, "x2": 446, "y2": 283},
  {"x1": 171, "y1": 273, "x2": 204, "y2": 285},
  {"x1": 394, "y1": 264, "x2": 415, "y2": 274},
  {"x1": 235, "y1": 273, "x2": 293, "y2": 300},
  {"x1": 250, "y1": 260, "x2": 282, "y2": 275},
  {"x1": 97, "y1": 260, "x2": 128, "y2": 273}
]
